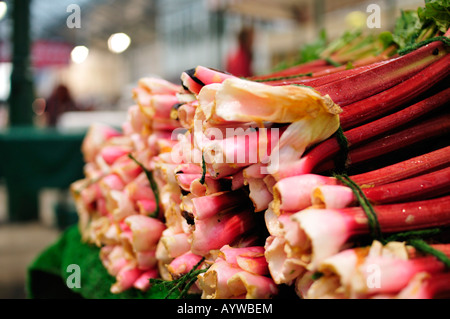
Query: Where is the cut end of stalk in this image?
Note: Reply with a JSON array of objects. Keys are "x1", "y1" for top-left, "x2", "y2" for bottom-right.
[{"x1": 322, "y1": 94, "x2": 344, "y2": 115}]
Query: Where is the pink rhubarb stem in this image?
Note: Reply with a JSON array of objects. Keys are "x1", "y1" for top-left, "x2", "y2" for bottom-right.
[
  {"x1": 404, "y1": 272, "x2": 450, "y2": 299},
  {"x1": 292, "y1": 196, "x2": 450, "y2": 267},
  {"x1": 168, "y1": 251, "x2": 204, "y2": 278},
  {"x1": 191, "y1": 207, "x2": 256, "y2": 256},
  {"x1": 273, "y1": 174, "x2": 338, "y2": 213},
  {"x1": 191, "y1": 189, "x2": 251, "y2": 220}
]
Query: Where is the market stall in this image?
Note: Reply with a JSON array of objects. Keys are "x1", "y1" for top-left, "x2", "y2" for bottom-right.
[{"x1": 0, "y1": 127, "x2": 85, "y2": 221}]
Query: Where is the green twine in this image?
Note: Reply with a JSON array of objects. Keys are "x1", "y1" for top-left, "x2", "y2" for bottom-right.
[
  {"x1": 386, "y1": 229, "x2": 450, "y2": 269},
  {"x1": 333, "y1": 126, "x2": 350, "y2": 175},
  {"x1": 398, "y1": 36, "x2": 450, "y2": 55},
  {"x1": 291, "y1": 84, "x2": 316, "y2": 90},
  {"x1": 334, "y1": 172, "x2": 450, "y2": 268},
  {"x1": 325, "y1": 57, "x2": 342, "y2": 67},
  {"x1": 199, "y1": 153, "x2": 206, "y2": 185},
  {"x1": 333, "y1": 173, "x2": 383, "y2": 242},
  {"x1": 149, "y1": 257, "x2": 209, "y2": 299},
  {"x1": 407, "y1": 239, "x2": 450, "y2": 269},
  {"x1": 332, "y1": 126, "x2": 377, "y2": 239},
  {"x1": 253, "y1": 72, "x2": 313, "y2": 83},
  {"x1": 128, "y1": 153, "x2": 160, "y2": 218},
  {"x1": 386, "y1": 228, "x2": 443, "y2": 242},
  {"x1": 329, "y1": 99, "x2": 450, "y2": 270}
]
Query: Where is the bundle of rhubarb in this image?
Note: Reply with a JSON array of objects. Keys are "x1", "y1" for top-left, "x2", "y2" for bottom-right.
[
  {"x1": 258, "y1": 27, "x2": 397, "y2": 81},
  {"x1": 252, "y1": 5, "x2": 446, "y2": 84},
  {"x1": 71, "y1": 1, "x2": 450, "y2": 299},
  {"x1": 71, "y1": 77, "x2": 185, "y2": 293}
]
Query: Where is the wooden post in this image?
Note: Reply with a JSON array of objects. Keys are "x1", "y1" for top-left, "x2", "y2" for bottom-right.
[
  {"x1": 7, "y1": 0, "x2": 38, "y2": 221},
  {"x1": 9, "y1": 0, "x2": 34, "y2": 126}
]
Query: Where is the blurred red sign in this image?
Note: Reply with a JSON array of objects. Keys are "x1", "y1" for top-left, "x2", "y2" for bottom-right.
[
  {"x1": 0, "y1": 40, "x2": 72, "y2": 68},
  {"x1": 31, "y1": 40, "x2": 72, "y2": 68}
]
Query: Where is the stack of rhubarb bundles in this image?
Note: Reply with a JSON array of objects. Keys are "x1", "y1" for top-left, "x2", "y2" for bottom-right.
[{"x1": 71, "y1": 4, "x2": 450, "y2": 299}]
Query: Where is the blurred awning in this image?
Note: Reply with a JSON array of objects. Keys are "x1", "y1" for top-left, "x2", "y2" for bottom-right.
[
  {"x1": 220, "y1": 0, "x2": 312, "y2": 22},
  {"x1": 28, "y1": 0, "x2": 157, "y2": 49}
]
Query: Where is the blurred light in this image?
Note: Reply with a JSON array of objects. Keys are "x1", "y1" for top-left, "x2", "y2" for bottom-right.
[
  {"x1": 345, "y1": 11, "x2": 366, "y2": 29},
  {"x1": 0, "y1": 63, "x2": 12, "y2": 100},
  {"x1": 107, "y1": 33, "x2": 131, "y2": 54},
  {"x1": 0, "y1": 2, "x2": 7, "y2": 21},
  {"x1": 71, "y1": 46, "x2": 89, "y2": 64}
]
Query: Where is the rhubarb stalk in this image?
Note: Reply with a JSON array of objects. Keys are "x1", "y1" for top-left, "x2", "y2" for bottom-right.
[
  {"x1": 350, "y1": 146, "x2": 450, "y2": 186},
  {"x1": 289, "y1": 195, "x2": 450, "y2": 269}
]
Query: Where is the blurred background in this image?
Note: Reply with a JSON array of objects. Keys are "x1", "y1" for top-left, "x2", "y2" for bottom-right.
[{"x1": 0, "y1": 0, "x2": 424, "y2": 298}]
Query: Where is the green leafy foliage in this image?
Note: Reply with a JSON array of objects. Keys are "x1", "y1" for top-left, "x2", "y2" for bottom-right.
[
  {"x1": 297, "y1": 29, "x2": 328, "y2": 64},
  {"x1": 391, "y1": 10, "x2": 423, "y2": 49},
  {"x1": 28, "y1": 226, "x2": 206, "y2": 299},
  {"x1": 272, "y1": 0, "x2": 449, "y2": 72},
  {"x1": 149, "y1": 257, "x2": 208, "y2": 299},
  {"x1": 320, "y1": 29, "x2": 362, "y2": 58},
  {"x1": 378, "y1": 0, "x2": 449, "y2": 53},
  {"x1": 407, "y1": 238, "x2": 450, "y2": 269},
  {"x1": 272, "y1": 29, "x2": 328, "y2": 71},
  {"x1": 378, "y1": 31, "x2": 394, "y2": 49},
  {"x1": 418, "y1": 0, "x2": 450, "y2": 33},
  {"x1": 28, "y1": 226, "x2": 170, "y2": 299}
]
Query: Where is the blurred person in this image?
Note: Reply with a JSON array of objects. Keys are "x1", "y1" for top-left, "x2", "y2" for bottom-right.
[
  {"x1": 44, "y1": 84, "x2": 78, "y2": 127},
  {"x1": 0, "y1": 100, "x2": 7, "y2": 128},
  {"x1": 226, "y1": 26, "x2": 254, "y2": 77}
]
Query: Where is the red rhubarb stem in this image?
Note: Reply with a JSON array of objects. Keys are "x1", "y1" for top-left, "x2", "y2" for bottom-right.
[
  {"x1": 347, "y1": 195, "x2": 450, "y2": 234},
  {"x1": 315, "y1": 41, "x2": 447, "y2": 106},
  {"x1": 301, "y1": 89, "x2": 450, "y2": 173},
  {"x1": 254, "y1": 45, "x2": 396, "y2": 85},
  {"x1": 340, "y1": 53, "x2": 450, "y2": 129},
  {"x1": 249, "y1": 59, "x2": 330, "y2": 81},
  {"x1": 266, "y1": 58, "x2": 392, "y2": 86},
  {"x1": 342, "y1": 114, "x2": 450, "y2": 169},
  {"x1": 422, "y1": 273, "x2": 450, "y2": 299},
  {"x1": 361, "y1": 166, "x2": 450, "y2": 204},
  {"x1": 350, "y1": 146, "x2": 450, "y2": 186}
]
